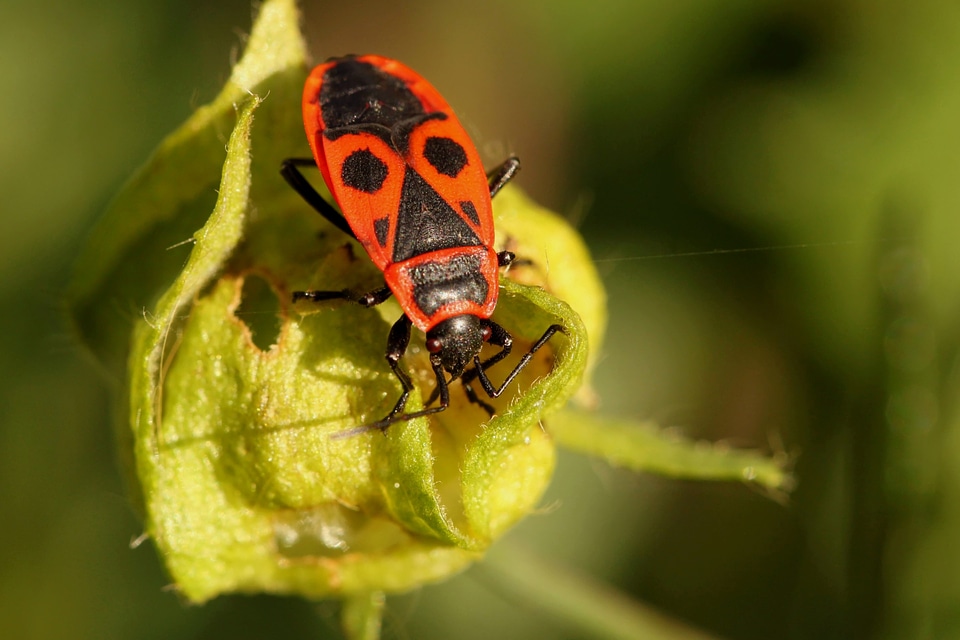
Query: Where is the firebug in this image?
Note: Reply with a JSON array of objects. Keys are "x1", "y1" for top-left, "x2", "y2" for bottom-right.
[{"x1": 281, "y1": 54, "x2": 563, "y2": 430}]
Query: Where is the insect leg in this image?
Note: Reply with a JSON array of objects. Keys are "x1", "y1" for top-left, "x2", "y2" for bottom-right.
[
  {"x1": 473, "y1": 319, "x2": 514, "y2": 375},
  {"x1": 423, "y1": 336, "x2": 501, "y2": 408},
  {"x1": 379, "y1": 314, "x2": 415, "y2": 422},
  {"x1": 462, "y1": 380, "x2": 496, "y2": 417},
  {"x1": 425, "y1": 319, "x2": 555, "y2": 412},
  {"x1": 486, "y1": 156, "x2": 521, "y2": 199},
  {"x1": 292, "y1": 286, "x2": 392, "y2": 307},
  {"x1": 474, "y1": 322, "x2": 566, "y2": 400},
  {"x1": 497, "y1": 243, "x2": 534, "y2": 269},
  {"x1": 497, "y1": 250, "x2": 516, "y2": 267},
  {"x1": 321, "y1": 311, "x2": 450, "y2": 434},
  {"x1": 280, "y1": 158, "x2": 357, "y2": 240},
  {"x1": 432, "y1": 319, "x2": 512, "y2": 407},
  {"x1": 367, "y1": 347, "x2": 451, "y2": 431}
]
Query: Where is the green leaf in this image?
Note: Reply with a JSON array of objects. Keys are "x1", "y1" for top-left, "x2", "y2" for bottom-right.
[
  {"x1": 460, "y1": 281, "x2": 587, "y2": 542},
  {"x1": 67, "y1": 0, "x2": 787, "y2": 611},
  {"x1": 482, "y1": 543, "x2": 722, "y2": 640},
  {"x1": 68, "y1": 0, "x2": 597, "y2": 603},
  {"x1": 67, "y1": 0, "x2": 307, "y2": 374},
  {"x1": 492, "y1": 187, "x2": 607, "y2": 406},
  {"x1": 549, "y1": 410, "x2": 793, "y2": 494}
]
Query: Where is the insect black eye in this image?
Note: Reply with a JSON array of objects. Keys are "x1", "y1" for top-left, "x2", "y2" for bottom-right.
[{"x1": 426, "y1": 337, "x2": 443, "y2": 353}]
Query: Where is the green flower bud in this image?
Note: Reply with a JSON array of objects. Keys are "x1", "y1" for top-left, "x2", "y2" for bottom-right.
[{"x1": 68, "y1": 0, "x2": 601, "y2": 603}]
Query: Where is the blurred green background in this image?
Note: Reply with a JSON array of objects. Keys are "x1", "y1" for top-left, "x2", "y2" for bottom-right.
[{"x1": 3, "y1": 0, "x2": 958, "y2": 638}]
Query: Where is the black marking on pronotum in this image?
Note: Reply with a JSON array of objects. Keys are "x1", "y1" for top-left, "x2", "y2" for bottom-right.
[
  {"x1": 423, "y1": 136, "x2": 467, "y2": 177},
  {"x1": 341, "y1": 149, "x2": 388, "y2": 193},
  {"x1": 319, "y1": 60, "x2": 451, "y2": 155},
  {"x1": 392, "y1": 169, "x2": 482, "y2": 262},
  {"x1": 319, "y1": 59, "x2": 423, "y2": 144},
  {"x1": 408, "y1": 254, "x2": 488, "y2": 316}
]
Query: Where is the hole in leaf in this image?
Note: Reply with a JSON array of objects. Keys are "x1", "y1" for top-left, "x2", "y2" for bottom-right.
[{"x1": 235, "y1": 274, "x2": 281, "y2": 350}]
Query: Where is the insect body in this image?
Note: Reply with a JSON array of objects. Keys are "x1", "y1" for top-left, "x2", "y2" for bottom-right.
[{"x1": 282, "y1": 54, "x2": 562, "y2": 430}]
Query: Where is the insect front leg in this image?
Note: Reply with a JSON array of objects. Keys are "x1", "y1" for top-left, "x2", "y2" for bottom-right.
[
  {"x1": 432, "y1": 319, "x2": 512, "y2": 409},
  {"x1": 423, "y1": 329, "x2": 508, "y2": 409},
  {"x1": 473, "y1": 322, "x2": 566, "y2": 400},
  {"x1": 462, "y1": 380, "x2": 496, "y2": 417},
  {"x1": 425, "y1": 319, "x2": 547, "y2": 413},
  {"x1": 367, "y1": 321, "x2": 452, "y2": 431},
  {"x1": 379, "y1": 314, "x2": 415, "y2": 424}
]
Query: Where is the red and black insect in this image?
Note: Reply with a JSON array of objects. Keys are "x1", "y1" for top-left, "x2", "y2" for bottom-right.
[{"x1": 281, "y1": 54, "x2": 562, "y2": 430}]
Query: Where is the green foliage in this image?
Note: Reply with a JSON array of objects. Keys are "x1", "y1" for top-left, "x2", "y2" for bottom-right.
[
  {"x1": 64, "y1": 0, "x2": 790, "y2": 636},
  {"x1": 68, "y1": 0, "x2": 593, "y2": 604},
  {"x1": 550, "y1": 410, "x2": 791, "y2": 494}
]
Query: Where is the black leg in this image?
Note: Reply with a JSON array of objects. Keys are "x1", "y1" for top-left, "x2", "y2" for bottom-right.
[
  {"x1": 498, "y1": 243, "x2": 534, "y2": 269},
  {"x1": 380, "y1": 314, "x2": 415, "y2": 422},
  {"x1": 292, "y1": 286, "x2": 392, "y2": 307},
  {"x1": 474, "y1": 323, "x2": 565, "y2": 399},
  {"x1": 462, "y1": 380, "x2": 496, "y2": 416},
  {"x1": 366, "y1": 350, "x2": 451, "y2": 432},
  {"x1": 332, "y1": 319, "x2": 453, "y2": 436},
  {"x1": 431, "y1": 320, "x2": 512, "y2": 407},
  {"x1": 281, "y1": 157, "x2": 357, "y2": 240},
  {"x1": 330, "y1": 313, "x2": 457, "y2": 433},
  {"x1": 486, "y1": 156, "x2": 521, "y2": 199},
  {"x1": 425, "y1": 320, "x2": 563, "y2": 413},
  {"x1": 470, "y1": 319, "x2": 515, "y2": 378}
]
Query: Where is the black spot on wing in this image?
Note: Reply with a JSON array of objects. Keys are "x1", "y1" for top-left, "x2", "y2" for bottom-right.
[
  {"x1": 341, "y1": 149, "x2": 388, "y2": 193},
  {"x1": 374, "y1": 216, "x2": 390, "y2": 248},
  {"x1": 423, "y1": 136, "x2": 467, "y2": 177},
  {"x1": 393, "y1": 169, "x2": 482, "y2": 262},
  {"x1": 460, "y1": 201, "x2": 480, "y2": 225}
]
